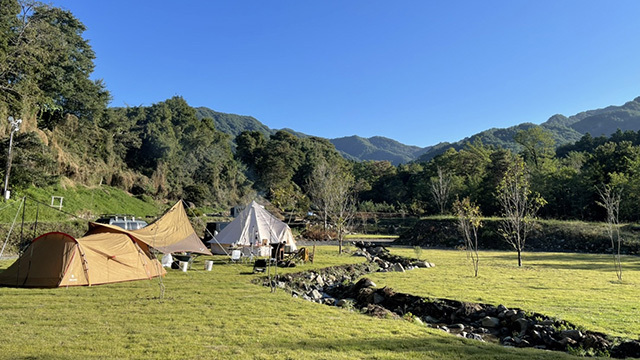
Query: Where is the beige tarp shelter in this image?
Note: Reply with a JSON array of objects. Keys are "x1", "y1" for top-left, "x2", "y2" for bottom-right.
[
  {"x1": 208, "y1": 201, "x2": 296, "y2": 256},
  {"x1": 0, "y1": 201, "x2": 210, "y2": 288},
  {"x1": 88, "y1": 201, "x2": 212, "y2": 256}
]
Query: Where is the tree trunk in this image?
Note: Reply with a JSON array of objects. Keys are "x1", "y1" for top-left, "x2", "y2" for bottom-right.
[{"x1": 517, "y1": 248, "x2": 522, "y2": 267}]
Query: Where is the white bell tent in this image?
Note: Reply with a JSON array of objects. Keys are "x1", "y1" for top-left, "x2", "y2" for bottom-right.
[{"x1": 208, "y1": 201, "x2": 296, "y2": 257}]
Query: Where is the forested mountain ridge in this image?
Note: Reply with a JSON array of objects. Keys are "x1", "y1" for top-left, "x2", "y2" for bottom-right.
[
  {"x1": 195, "y1": 106, "x2": 425, "y2": 164},
  {"x1": 330, "y1": 135, "x2": 430, "y2": 165},
  {"x1": 417, "y1": 97, "x2": 640, "y2": 162},
  {"x1": 197, "y1": 97, "x2": 640, "y2": 165},
  {"x1": 195, "y1": 107, "x2": 272, "y2": 139}
]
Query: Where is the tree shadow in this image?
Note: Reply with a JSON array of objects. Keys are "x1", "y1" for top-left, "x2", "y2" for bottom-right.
[
  {"x1": 490, "y1": 252, "x2": 640, "y2": 272},
  {"x1": 258, "y1": 333, "x2": 570, "y2": 359}
]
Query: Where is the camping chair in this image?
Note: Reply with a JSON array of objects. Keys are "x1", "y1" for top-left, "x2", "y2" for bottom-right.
[
  {"x1": 253, "y1": 259, "x2": 267, "y2": 273},
  {"x1": 230, "y1": 249, "x2": 242, "y2": 263}
]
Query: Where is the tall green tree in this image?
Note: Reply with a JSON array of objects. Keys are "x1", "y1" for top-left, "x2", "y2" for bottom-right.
[
  {"x1": 0, "y1": 0, "x2": 109, "y2": 125},
  {"x1": 514, "y1": 126, "x2": 555, "y2": 170}
]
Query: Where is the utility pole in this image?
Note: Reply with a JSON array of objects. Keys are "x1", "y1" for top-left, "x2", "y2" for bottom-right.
[{"x1": 3, "y1": 116, "x2": 22, "y2": 200}]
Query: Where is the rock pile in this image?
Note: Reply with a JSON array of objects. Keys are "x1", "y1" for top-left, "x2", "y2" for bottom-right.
[
  {"x1": 352, "y1": 242, "x2": 435, "y2": 271},
  {"x1": 258, "y1": 244, "x2": 640, "y2": 358}
]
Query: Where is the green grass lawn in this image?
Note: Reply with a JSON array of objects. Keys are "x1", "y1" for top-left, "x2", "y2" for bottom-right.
[
  {"x1": 0, "y1": 246, "x2": 629, "y2": 359},
  {"x1": 374, "y1": 248, "x2": 640, "y2": 339}
]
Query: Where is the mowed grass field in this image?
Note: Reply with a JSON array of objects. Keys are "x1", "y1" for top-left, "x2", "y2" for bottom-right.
[
  {"x1": 374, "y1": 248, "x2": 640, "y2": 338},
  {"x1": 0, "y1": 246, "x2": 635, "y2": 359}
]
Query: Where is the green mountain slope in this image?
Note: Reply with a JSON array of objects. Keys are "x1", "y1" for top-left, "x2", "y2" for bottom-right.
[
  {"x1": 195, "y1": 106, "x2": 427, "y2": 164},
  {"x1": 197, "y1": 97, "x2": 640, "y2": 164},
  {"x1": 195, "y1": 107, "x2": 273, "y2": 138},
  {"x1": 567, "y1": 97, "x2": 640, "y2": 136},
  {"x1": 330, "y1": 135, "x2": 429, "y2": 165},
  {"x1": 418, "y1": 97, "x2": 640, "y2": 162}
]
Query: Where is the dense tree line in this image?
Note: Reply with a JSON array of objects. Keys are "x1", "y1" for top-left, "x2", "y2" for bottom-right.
[{"x1": 348, "y1": 127, "x2": 640, "y2": 222}]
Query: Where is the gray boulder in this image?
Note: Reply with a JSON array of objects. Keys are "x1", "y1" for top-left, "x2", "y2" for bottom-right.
[
  {"x1": 390, "y1": 263, "x2": 405, "y2": 272},
  {"x1": 310, "y1": 289, "x2": 322, "y2": 300},
  {"x1": 481, "y1": 316, "x2": 500, "y2": 328},
  {"x1": 515, "y1": 318, "x2": 529, "y2": 335},
  {"x1": 560, "y1": 329, "x2": 583, "y2": 341},
  {"x1": 373, "y1": 293, "x2": 385, "y2": 304}
]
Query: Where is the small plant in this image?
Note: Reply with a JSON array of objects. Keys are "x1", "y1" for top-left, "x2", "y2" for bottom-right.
[
  {"x1": 566, "y1": 344, "x2": 587, "y2": 357},
  {"x1": 413, "y1": 246, "x2": 423, "y2": 260},
  {"x1": 402, "y1": 312, "x2": 417, "y2": 322},
  {"x1": 340, "y1": 299, "x2": 355, "y2": 312},
  {"x1": 567, "y1": 344, "x2": 610, "y2": 358}
]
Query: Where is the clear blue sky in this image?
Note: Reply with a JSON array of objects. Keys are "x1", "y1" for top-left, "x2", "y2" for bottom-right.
[{"x1": 50, "y1": 0, "x2": 640, "y2": 147}]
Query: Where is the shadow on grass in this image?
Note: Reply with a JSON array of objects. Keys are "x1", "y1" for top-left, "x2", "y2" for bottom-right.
[
  {"x1": 261, "y1": 335, "x2": 570, "y2": 360},
  {"x1": 491, "y1": 252, "x2": 640, "y2": 272}
]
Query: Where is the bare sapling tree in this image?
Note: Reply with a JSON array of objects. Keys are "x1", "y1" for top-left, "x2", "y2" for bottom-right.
[
  {"x1": 333, "y1": 189, "x2": 355, "y2": 254},
  {"x1": 307, "y1": 161, "x2": 332, "y2": 231},
  {"x1": 596, "y1": 184, "x2": 623, "y2": 281},
  {"x1": 431, "y1": 166, "x2": 452, "y2": 214},
  {"x1": 413, "y1": 246, "x2": 423, "y2": 261},
  {"x1": 359, "y1": 210, "x2": 369, "y2": 234},
  {"x1": 454, "y1": 197, "x2": 482, "y2": 277},
  {"x1": 497, "y1": 157, "x2": 545, "y2": 267},
  {"x1": 308, "y1": 160, "x2": 356, "y2": 254}
]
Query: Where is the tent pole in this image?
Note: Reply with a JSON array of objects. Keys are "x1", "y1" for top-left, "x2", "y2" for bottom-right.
[
  {"x1": 182, "y1": 199, "x2": 231, "y2": 257},
  {"x1": 19, "y1": 195, "x2": 26, "y2": 249},
  {"x1": 0, "y1": 196, "x2": 24, "y2": 258},
  {"x1": 33, "y1": 202, "x2": 39, "y2": 239}
]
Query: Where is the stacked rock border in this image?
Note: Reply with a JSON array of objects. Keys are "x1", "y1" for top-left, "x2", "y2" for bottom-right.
[{"x1": 257, "y1": 243, "x2": 640, "y2": 358}]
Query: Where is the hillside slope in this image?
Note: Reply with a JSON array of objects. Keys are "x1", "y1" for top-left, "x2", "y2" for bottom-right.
[
  {"x1": 197, "y1": 97, "x2": 640, "y2": 164},
  {"x1": 195, "y1": 106, "x2": 429, "y2": 164},
  {"x1": 195, "y1": 107, "x2": 273, "y2": 138},
  {"x1": 330, "y1": 135, "x2": 429, "y2": 165},
  {"x1": 418, "y1": 97, "x2": 640, "y2": 162}
]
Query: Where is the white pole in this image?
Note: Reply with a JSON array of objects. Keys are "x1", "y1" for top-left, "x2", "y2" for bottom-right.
[{"x1": 3, "y1": 117, "x2": 21, "y2": 200}]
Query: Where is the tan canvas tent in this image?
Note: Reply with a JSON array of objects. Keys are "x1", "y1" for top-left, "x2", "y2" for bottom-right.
[
  {"x1": 0, "y1": 231, "x2": 165, "y2": 287},
  {"x1": 208, "y1": 201, "x2": 296, "y2": 256},
  {"x1": 0, "y1": 200, "x2": 210, "y2": 288}
]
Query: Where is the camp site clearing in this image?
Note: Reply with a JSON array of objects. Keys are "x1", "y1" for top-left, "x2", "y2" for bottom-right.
[{"x1": 1, "y1": 247, "x2": 639, "y2": 359}]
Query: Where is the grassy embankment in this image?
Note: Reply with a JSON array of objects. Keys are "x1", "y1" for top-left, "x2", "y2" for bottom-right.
[
  {"x1": 1, "y1": 246, "x2": 637, "y2": 359},
  {"x1": 1, "y1": 185, "x2": 162, "y2": 221}
]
